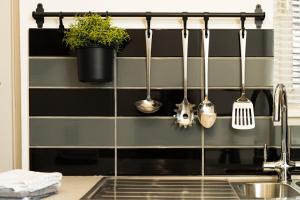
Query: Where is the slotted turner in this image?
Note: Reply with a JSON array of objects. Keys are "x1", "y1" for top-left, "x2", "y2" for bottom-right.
[{"x1": 232, "y1": 30, "x2": 255, "y2": 130}]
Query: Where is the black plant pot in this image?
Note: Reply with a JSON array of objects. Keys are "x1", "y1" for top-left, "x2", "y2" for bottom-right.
[{"x1": 76, "y1": 46, "x2": 114, "y2": 82}]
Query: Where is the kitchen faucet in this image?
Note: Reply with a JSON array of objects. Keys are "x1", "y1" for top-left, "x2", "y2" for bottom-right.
[{"x1": 263, "y1": 84, "x2": 300, "y2": 183}]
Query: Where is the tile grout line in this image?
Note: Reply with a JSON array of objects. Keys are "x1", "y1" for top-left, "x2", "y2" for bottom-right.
[
  {"x1": 29, "y1": 56, "x2": 274, "y2": 60},
  {"x1": 29, "y1": 116, "x2": 273, "y2": 119},
  {"x1": 29, "y1": 86, "x2": 274, "y2": 90},
  {"x1": 29, "y1": 145, "x2": 286, "y2": 149},
  {"x1": 200, "y1": 46, "x2": 205, "y2": 177},
  {"x1": 114, "y1": 52, "x2": 118, "y2": 177},
  {"x1": 201, "y1": 126, "x2": 205, "y2": 176}
]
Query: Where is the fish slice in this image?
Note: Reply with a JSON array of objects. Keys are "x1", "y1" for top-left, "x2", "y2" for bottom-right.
[{"x1": 232, "y1": 30, "x2": 255, "y2": 130}]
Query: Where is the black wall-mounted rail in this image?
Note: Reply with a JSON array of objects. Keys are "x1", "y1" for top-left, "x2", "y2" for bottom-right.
[{"x1": 32, "y1": 3, "x2": 265, "y2": 29}]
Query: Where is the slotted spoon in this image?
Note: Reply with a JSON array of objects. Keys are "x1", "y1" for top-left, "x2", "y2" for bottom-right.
[
  {"x1": 174, "y1": 29, "x2": 195, "y2": 128},
  {"x1": 232, "y1": 30, "x2": 255, "y2": 129}
]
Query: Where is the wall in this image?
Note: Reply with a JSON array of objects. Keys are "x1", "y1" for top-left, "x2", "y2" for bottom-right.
[
  {"x1": 0, "y1": 0, "x2": 21, "y2": 171},
  {"x1": 21, "y1": 0, "x2": 298, "y2": 174}
]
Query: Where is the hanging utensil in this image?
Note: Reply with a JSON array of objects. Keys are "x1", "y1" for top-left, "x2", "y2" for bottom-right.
[
  {"x1": 135, "y1": 29, "x2": 162, "y2": 113},
  {"x1": 232, "y1": 29, "x2": 255, "y2": 129},
  {"x1": 197, "y1": 29, "x2": 217, "y2": 128},
  {"x1": 174, "y1": 29, "x2": 195, "y2": 128}
]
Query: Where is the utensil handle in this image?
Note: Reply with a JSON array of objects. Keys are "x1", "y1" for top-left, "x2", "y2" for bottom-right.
[
  {"x1": 240, "y1": 29, "x2": 247, "y2": 95},
  {"x1": 203, "y1": 29, "x2": 210, "y2": 97},
  {"x1": 182, "y1": 29, "x2": 189, "y2": 100},
  {"x1": 145, "y1": 29, "x2": 152, "y2": 100},
  {"x1": 264, "y1": 144, "x2": 268, "y2": 162}
]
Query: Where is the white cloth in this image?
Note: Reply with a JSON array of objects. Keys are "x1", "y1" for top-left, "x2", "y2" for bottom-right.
[{"x1": 0, "y1": 170, "x2": 62, "y2": 193}]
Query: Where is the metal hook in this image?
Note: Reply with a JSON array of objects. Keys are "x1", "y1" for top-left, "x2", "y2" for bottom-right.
[
  {"x1": 146, "y1": 12, "x2": 151, "y2": 38},
  {"x1": 204, "y1": 13, "x2": 209, "y2": 38},
  {"x1": 59, "y1": 12, "x2": 64, "y2": 34},
  {"x1": 240, "y1": 13, "x2": 246, "y2": 38},
  {"x1": 182, "y1": 13, "x2": 188, "y2": 38}
]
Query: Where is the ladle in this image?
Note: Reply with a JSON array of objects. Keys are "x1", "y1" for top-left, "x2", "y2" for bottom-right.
[
  {"x1": 135, "y1": 30, "x2": 162, "y2": 113},
  {"x1": 197, "y1": 29, "x2": 217, "y2": 128}
]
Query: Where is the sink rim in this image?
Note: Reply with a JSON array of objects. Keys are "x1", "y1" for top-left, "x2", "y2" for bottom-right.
[
  {"x1": 80, "y1": 176, "x2": 300, "y2": 200},
  {"x1": 231, "y1": 182, "x2": 300, "y2": 199}
]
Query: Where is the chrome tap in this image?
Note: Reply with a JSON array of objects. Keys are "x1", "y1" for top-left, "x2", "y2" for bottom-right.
[{"x1": 263, "y1": 84, "x2": 300, "y2": 183}]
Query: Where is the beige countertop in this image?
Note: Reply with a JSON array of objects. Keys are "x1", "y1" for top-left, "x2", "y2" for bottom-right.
[{"x1": 45, "y1": 176, "x2": 103, "y2": 200}]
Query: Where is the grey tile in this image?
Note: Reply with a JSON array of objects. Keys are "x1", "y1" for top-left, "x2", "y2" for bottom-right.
[
  {"x1": 117, "y1": 57, "x2": 273, "y2": 88},
  {"x1": 30, "y1": 118, "x2": 114, "y2": 146},
  {"x1": 209, "y1": 58, "x2": 273, "y2": 87},
  {"x1": 204, "y1": 117, "x2": 280, "y2": 147},
  {"x1": 117, "y1": 118, "x2": 201, "y2": 147},
  {"x1": 117, "y1": 58, "x2": 201, "y2": 88},
  {"x1": 30, "y1": 57, "x2": 272, "y2": 88},
  {"x1": 292, "y1": 126, "x2": 300, "y2": 146},
  {"x1": 29, "y1": 58, "x2": 113, "y2": 87}
]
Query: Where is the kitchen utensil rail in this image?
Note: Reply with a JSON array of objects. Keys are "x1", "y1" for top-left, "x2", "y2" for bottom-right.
[{"x1": 32, "y1": 3, "x2": 265, "y2": 28}]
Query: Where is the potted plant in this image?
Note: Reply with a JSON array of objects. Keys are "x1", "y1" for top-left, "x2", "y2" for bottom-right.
[{"x1": 64, "y1": 14, "x2": 130, "y2": 82}]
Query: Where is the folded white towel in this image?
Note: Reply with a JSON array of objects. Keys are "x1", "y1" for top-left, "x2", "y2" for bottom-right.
[
  {"x1": 0, "y1": 184, "x2": 59, "y2": 198},
  {"x1": 0, "y1": 170, "x2": 62, "y2": 193}
]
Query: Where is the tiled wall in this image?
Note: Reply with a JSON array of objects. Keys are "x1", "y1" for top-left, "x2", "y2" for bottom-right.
[{"x1": 29, "y1": 28, "x2": 300, "y2": 176}]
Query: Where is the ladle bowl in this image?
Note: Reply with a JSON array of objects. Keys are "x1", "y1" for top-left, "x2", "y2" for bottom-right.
[{"x1": 135, "y1": 99, "x2": 162, "y2": 114}]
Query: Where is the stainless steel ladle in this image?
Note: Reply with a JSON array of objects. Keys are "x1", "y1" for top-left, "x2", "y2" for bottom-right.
[
  {"x1": 174, "y1": 30, "x2": 195, "y2": 128},
  {"x1": 135, "y1": 30, "x2": 162, "y2": 113},
  {"x1": 197, "y1": 29, "x2": 216, "y2": 128}
]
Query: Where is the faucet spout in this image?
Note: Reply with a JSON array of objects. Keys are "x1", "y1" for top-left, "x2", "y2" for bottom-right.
[
  {"x1": 273, "y1": 84, "x2": 290, "y2": 156},
  {"x1": 263, "y1": 84, "x2": 295, "y2": 183}
]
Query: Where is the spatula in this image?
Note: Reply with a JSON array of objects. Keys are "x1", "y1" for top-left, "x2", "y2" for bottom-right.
[{"x1": 232, "y1": 30, "x2": 255, "y2": 130}]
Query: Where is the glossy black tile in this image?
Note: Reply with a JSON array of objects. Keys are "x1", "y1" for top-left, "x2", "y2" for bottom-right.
[
  {"x1": 291, "y1": 149, "x2": 300, "y2": 175},
  {"x1": 29, "y1": 89, "x2": 114, "y2": 116},
  {"x1": 29, "y1": 29, "x2": 72, "y2": 56},
  {"x1": 117, "y1": 89, "x2": 201, "y2": 116},
  {"x1": 117, "y1": 29, "x2": 201, "y2": 57},
  {"x1": 118, "y1": 29, "x2": 273, "y2": 57},
  {"x1": 117, "y1": 148, "x2": 202, "y2": 175},
  {"x1": 29, "y1": 29, "x2": 273, "y2": 57},
  {"x1": 209, "y1": 29, "x2": 273, "y2": 57},
  {"x1": 209, "y1": 89, "x2": 273, "y2": 116},
  {"x1": 204, "y1": 148, "x2": 279, "y2": 175},
  {"x1": 30, "y1": 148, "x2": 114, "y2": 175},
  {"x1": 117, "y1": 89, "x2": 272, "y2": 116}
]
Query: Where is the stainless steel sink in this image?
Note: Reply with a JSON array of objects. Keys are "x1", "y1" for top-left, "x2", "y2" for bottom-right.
[
  {"x1": 82, "y1": 177, "x2": 239, "y2": 199},
  {"x1": 231, "y1": 182, "x2": 300, "y2": 199},
  {"x1": 82, "y1": 177, "x2": 300, "y2": 200}
]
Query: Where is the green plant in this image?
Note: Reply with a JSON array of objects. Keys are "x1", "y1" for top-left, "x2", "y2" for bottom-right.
[{"x1": 64, "y1": 14, "x2": 130, "y2": 51}]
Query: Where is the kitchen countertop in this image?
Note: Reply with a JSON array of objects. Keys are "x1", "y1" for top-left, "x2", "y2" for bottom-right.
[{"x1": 45, "y1": 176, "x2": 103, "y2": 200}]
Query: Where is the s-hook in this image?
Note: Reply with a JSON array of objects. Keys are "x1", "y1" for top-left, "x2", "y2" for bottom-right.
[
  {"x1": 182, "y1": 13, "x2": 188, "y2": 38},
  {"x1": 204, "y1": 13, "x2": 209, "y2": 38},
  {"x1": 240, "y1": 13, "x2": 246, "y2": 38},
  {"x1": 146, "y1": 12, "x2": 151, "y2": 38},
  {"x1": 59, "y1": 12, "x2": 64, "y2": 34}
]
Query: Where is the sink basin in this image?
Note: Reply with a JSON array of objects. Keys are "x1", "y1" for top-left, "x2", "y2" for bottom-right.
[
  {"x1": 82, "y1": 177, "x2": 239, "y2": 199},
  {"x1": 231, "y1": 182, "x2": 300, "y2": 199}
]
